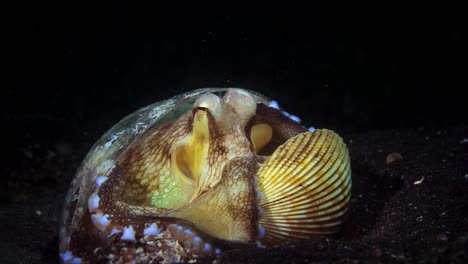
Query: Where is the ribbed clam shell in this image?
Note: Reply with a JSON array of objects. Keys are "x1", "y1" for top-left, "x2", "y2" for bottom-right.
[{"x1": 256, "y1": 129, "x2": 352, "y2": 246}]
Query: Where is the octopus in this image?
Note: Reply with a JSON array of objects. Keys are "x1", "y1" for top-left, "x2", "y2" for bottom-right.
[{"x1": 59, "y1": 88, "x2": 352, "y2": 263}]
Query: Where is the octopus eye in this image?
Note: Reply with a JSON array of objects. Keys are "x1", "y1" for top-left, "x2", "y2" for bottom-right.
[
  {"x1": 192, "y1": 106, "x2": 209, "y2": 119},
  {"x1": 195, "y1": 106, "x2": 208, "y2": 112},
  {"x1": 192, "y1": 92, "x2": 222, "y2": 120}
]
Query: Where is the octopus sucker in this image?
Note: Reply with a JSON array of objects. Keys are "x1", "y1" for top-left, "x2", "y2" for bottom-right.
[{"x1": 60, "y1": 88, "x2": 351, "y2": 263}]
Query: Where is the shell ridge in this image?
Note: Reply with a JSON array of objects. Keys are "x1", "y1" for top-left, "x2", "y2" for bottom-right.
[
  {"x1": 260, "y1": 133, "x2": 308, "y2": 189},
  {"x1": 258, "y1": 130, "x2": 338, "y2": 206},
  {"x1": 258, "y1": 144, "x2": 351, "y2": 228},
  {"x1": 258, "y1": 131, "x2": 326, "y2": 202},
  {"x1": 256, "y1": 129, "x2": 352, "y2": 246}
]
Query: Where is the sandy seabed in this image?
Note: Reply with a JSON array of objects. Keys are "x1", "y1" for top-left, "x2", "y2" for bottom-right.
[{"x1": 2, "y1": 124, "x2": 467, "y2": 263}]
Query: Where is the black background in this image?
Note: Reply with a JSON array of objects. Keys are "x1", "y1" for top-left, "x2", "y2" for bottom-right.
[
  {"x1": 4, "y1": 3, "x2": 467, "y2": 145},
  {"x1": 2, "y1": 3, "x2": 467, "y2": 263}
]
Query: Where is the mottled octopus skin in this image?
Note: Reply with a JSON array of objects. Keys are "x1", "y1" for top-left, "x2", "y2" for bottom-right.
[{"x1": 59, "y1": 88, "x2": 352, "y2": 263}]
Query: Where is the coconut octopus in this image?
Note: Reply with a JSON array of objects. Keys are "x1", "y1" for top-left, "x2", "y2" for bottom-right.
[{"x1": 59, "y1": 88, "x2": 352, "y2": 263}]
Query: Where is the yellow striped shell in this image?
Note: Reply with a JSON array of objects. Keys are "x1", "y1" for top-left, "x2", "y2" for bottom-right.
[{"x1": 257, "y1": 129, "x2": 351, "y2": 246}]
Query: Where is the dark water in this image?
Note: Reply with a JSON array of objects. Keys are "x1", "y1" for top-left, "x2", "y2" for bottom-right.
[
  {"x1": 5, "y1": 4, "x2": 467, "y2": 136},
  {"x1": 2, "y1": 3, "x2": 467, "y2": 263},
  {"x1": 4, "y1": 4, "x2": 466, "y2": 177}
]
